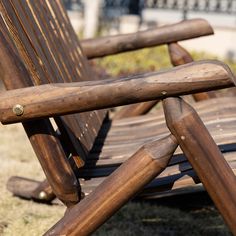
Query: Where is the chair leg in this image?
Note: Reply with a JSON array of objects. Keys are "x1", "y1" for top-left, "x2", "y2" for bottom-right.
[
  {"x1": 168, "y1": 42, "x2": 214, "y2": 101},
  {"x1": 44, "y1": 135, "x2": 178, "y2": 236},
  {"x1": 163, "y1": 97, "x2": 236, "y2": 235},
  {"x1": 7, "y1": 177, "x2": 55, "y2": 203}
]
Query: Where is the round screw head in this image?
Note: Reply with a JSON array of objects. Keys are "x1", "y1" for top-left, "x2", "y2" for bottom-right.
[
  {"x1": 13, "y1": 104, "x2": 24, "y2": 116},
  {"x1": 38, "y1": 191, "x2": 47, "y2": 200}
]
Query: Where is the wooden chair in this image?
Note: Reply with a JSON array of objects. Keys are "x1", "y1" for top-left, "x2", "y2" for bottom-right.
[{"x1": 0, "y1": 1, "x2": 236, "y2": 235}]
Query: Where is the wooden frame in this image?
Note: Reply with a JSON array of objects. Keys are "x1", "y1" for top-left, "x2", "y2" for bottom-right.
[
  {"x1": 0, "y1": 60, "x2": 234, "y2": 124},
  {"x1": 0, "y1": 1, "x2": 236, "y2": 235}
]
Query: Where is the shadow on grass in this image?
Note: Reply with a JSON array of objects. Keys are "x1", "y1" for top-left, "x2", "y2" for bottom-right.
[{"x1": 95, "y1": 191, "x2": 231, "y2": 236}]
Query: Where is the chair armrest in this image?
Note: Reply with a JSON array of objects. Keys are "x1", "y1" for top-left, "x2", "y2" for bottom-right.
[
  {"x1": 0, "y1": 60, "x2": 234, "y2": 124},
  {"x1": 81, "y1": 19, "x2": 213, "y2": 59}
]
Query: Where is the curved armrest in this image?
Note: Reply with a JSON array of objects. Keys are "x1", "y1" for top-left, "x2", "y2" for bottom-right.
[
  {"x1": 0, "y1": 60, "x2": 234, "y2": 124},
  {"x1": 81, "y1": 19, "x2": 213, "y2": 59}
]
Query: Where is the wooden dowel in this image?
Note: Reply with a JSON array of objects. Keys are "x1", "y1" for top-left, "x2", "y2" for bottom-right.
[
  {"x1": 7, "y1": 177, "x2": 55, "y2": 202},
  {"x1": 44, "y1": 135, "x2": 178, "y2": 236},
  {"x1": 163, "y1": 97, "x2": 236, "y2": 234},
  {"x1": 81, "y1": 19, "x2": 213, "y2": 59},
  {"x1": 0, "y1": 60, "x2": 234, "y2": 124},
  {"x1": 31, "y1": 179, "x2": 55, "y2": 202},
  {"x1": 168, "y1": 42, "x2": 214, "y2": 101},
  {"x1": 166, "y1": 43, "x2": 236, "y2": 234}
]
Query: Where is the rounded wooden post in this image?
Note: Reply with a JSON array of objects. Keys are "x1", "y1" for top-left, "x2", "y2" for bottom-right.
[
  {"x1": 0, "y1": 60, "x2": 234, "y2": 124},
  {"x1": 44, "y1": 135, "x2": 178, "y2": 236},
  {"x1": 163, "y1": 97, "x2": 236, "y2": 234},
  {"x1": 7, "y1": 177, "x2": 55, "y2": 202},
  {"x1": 81, "y1": 19, "x2": 214, "y2": 59},
  {"x1": 168, "y1": 42, "x2": 212, "y2": 101}
]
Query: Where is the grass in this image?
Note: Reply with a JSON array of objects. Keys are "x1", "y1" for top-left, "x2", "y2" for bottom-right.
[
  {"x1": 0, "y1": 46, "x2": 235, "y2": 235},
  {"x1": 94, "y1": 45, "x2": 236, "y2": 77},
  {"x1": 95, "y1": 198, "x2": 230, "y2": 236}
]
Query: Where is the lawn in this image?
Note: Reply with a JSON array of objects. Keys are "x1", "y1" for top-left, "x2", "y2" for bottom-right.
[{"x1": 0, "y1": 46, "x2": 234, "y2": 235}]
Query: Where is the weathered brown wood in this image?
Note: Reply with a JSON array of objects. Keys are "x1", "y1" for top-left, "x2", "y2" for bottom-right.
[
  {"x1": 7, "y1": 104, "x2": 236, "y2": 200},
  {"x1": 7, "y1": 176, "x2": 41, "y2": 200},
  {"x1": 0, "y1": 23, "x2": 80, "y2": 207},
  {"x1": 7, "y1": 177, "x2": 55, "y2": 202},
  {"x1": 0, "y1": 1, "x2": 235, "y2": 235},
  {"x1": 163, "y1": 97, "x2": 236, "y2": 234},
  {"x1": 31, "y1": 179, "x2": 55, "y2": 202},
  {"x1": 8, "y1": 149, "x2": 236, "y2": 202},
  {"x1": 45, "y1": 135, "x2": 178, "y2": 236},
  {"x1": 168, "y1": 42, "x2": 215, "y2": 101},
  {"x1": 81, "y1": 19, "x2": 213, "y2": 59},
  {"x1": 0, "y1": 0, "x2": 107, "y2": 157},
  {"x1": 0, "y1": 60, "x2": 234, "y2": 124},
  {"x1": 113, "y1": 41, "x2": 214, "y2": 120},
  {"x1": 86, "y1": 20, "x2": 213, "y2": 120},
  {"x1": 166, "y1": 44, "x2": 236, "y2": 234}
]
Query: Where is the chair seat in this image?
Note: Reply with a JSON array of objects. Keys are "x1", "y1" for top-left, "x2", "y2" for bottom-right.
[{"x1": 80, "y1": 97, "x2": 236, "y2": 197}]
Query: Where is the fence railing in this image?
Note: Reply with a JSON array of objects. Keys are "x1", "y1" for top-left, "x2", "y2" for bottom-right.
[
  {"x1": 145, "y1": 0, "x2": 236, "y2": 14},
  {"x1": 62, "y1": 0, "x2": 236, "y2": 14}
]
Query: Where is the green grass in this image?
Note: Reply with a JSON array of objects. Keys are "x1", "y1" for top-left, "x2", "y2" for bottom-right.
[
  {"x1": 94, "y1": 46, "x2": 171, "y2": 77},
  {"x1": 94, "y1": 45, "x2": 236, "y2": 77}
]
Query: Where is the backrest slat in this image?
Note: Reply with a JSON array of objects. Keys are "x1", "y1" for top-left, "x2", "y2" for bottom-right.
[
  {"x1": 12, "y1": 0, "x2": 63, "y2": 83},
  {"x1": 34, "y1": 0, "x2": 81, "y2": 81},
  {"x1": 0, "y1": 0, "x2": 107, "y2": 161},
  {"x1": 1, "y1": 0, "x2": 50, "y2": 84},
  {"x1": 51, "y1": 0, "x2": 92, "y2": 79}
]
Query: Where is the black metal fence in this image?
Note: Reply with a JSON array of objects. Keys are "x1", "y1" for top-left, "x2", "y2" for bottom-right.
[
  {"x1": 62, "y1": 0, "x2": 236, "y2": 14},
  {"x1": 63, "y1": 0, "x2": 82, "y2": 10},
  {"x1": 145, "y1": 0, "x2": 236, "y2": 14}
]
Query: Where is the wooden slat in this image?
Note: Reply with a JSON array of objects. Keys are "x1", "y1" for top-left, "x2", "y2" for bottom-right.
[
  {"x1": 0, "y1": 0, "x2": 107, "y2": 158},
  {"x1": 80, "y1": 157, "x2": 236, "y2": 198},
  {"x1": 0, "y1": 18, "x2": 81, "y2": 207}
]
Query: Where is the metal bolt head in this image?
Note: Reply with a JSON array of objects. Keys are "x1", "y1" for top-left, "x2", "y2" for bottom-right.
[
  {"x1": 38, "y1": 191, "x2": 47, "y2": 200},
  {"x1": 13, "y1": 104, "x2": 24, "y2": 116}
]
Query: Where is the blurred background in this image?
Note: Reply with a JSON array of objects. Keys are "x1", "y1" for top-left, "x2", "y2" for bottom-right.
[{"x1": 63, "y1": 0, "x2": 236, "y2": 61}]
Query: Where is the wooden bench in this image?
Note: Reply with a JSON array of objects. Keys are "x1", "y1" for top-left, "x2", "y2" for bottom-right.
[{"x1": 0, "y1": 1, "x2": 236, "y2": 235}]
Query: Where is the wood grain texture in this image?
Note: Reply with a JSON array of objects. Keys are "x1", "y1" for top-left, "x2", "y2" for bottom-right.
[
  {"x1": 113, "y1": 41, "x2": 213, "y2": 120},
  {"x1": 166, "y1": 44, "x2": 236, "y2": 234},
  {"x1": 0, "y1": 0, "x2": 107, "y2": 157},
  {"x1": 163, "y1": 97, "x2": 236, "y2": 234},
  {"x1": 0, "y1": 21, "x2": 80, "y2": 207},
  {"x1": 81, "y1": 19, "x2": 213, "y2": 59},
  {"x1": 0, "y1": 60, "x2": 234, "y2": 124},
  {"x1": 168, "y1": 42, "x2": 216, "y2": 101},
  {"x1": 45, "y1": 135, "x2": 178, "y2": 236},
  {"x1": 6, "y1": 97, "x2": 236, "y2": 201},
  {"x1": 7, "y1": 177, "x2": 55, "y2": 202}
]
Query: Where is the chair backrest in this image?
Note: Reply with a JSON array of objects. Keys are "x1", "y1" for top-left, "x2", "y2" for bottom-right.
[{"x1": 0, "y1": 0, "x2": 107, "y2": 162}]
